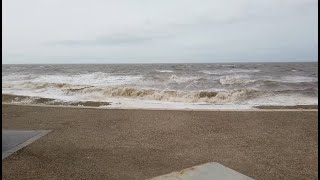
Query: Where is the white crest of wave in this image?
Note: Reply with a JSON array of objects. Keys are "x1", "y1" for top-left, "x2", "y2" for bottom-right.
[
  {"x1": 156, "y1": 70, "x2": 173, "y2": 73},
  {"x1": 247, "y1": 94, "x2": 318, "y2": 106},
  {"x1": 2, "y1": 74, "x2": 34, "y2": 81},
  {"x1": 3, "y1": 73, "x2": 143, "y2": 86},
  {"x1": 169, "y1": 75, "x2": 200, "y2": 83},
  {"x1": 280, "y1": 76, "x2": 318, "y2": 83},
  {"x1": 3, "y1": 78, "x2": 259, "y2": 104},
  {"x1": 219, "y1": 75, "x2": 255, "y2": 85},
  {"x1": 200, "y1": 69, "x2": 260, "y2": 75},
  {"x1": 61, "y1": 86, "x2": 259, "y2": 103}
]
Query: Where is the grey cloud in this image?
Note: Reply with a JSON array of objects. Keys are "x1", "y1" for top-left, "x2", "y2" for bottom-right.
[
  {"x1": 48, "y1": 33, "x2": 170, "y2": 46},
  {"x1": 3, "y1": 0, "x2": 318, "y2": 64}
]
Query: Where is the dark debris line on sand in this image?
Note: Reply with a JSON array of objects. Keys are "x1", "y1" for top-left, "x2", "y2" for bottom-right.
[{"x1": 2, "y1": 94, "x2": 110, "y2": 107}]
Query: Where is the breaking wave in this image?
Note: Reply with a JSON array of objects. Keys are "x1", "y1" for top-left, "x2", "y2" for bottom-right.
[
  {"x1": 169, "y1": 75, "x2": 201, "y2": 83},
  {"x1": 3, "y1": 81, "x2": 260, "y2": 103},
  {"x1": 219, "y1": 75, "x2": 256, "y2": 85},
  {"x1": 67, "y1": 86, "x2": 259, "y2": 103}
]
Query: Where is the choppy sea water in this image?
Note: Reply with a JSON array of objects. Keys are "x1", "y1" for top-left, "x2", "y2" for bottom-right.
[{"x1": 2, "y1": 63, "x2": 318, "y2": 109}]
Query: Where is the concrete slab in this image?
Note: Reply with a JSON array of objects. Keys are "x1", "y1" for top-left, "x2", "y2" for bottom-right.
[
  {"x1": 149, "y1": 162, "x2": 254, "y2": 180},
  {"x1": 2, "y1": 129, "x2": 51, "y2": 160}
]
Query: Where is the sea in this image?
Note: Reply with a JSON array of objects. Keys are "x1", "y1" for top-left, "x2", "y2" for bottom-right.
[{"x1": 2, "y1": 63, "x2": 318, "y2": 109}]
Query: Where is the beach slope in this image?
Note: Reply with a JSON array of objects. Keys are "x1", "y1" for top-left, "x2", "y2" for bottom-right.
[{"x1": 2, "y1": 104, "x2": 318, "y2": 180}]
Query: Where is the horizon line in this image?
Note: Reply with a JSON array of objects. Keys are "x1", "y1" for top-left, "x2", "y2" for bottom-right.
[{"x1": 2, "y1": 61, "x2": 318, "y2": 65}]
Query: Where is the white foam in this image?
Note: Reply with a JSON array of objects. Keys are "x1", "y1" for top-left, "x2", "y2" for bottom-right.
[
  {"x1": 246, "y1": 94, "x2": 318, "y2": 106},
  {"x1": 200, "y1": 69, "x2": 260, "y2": 75},
  {"x1": 104, "y1": 97, "x2": 253, "y2": 110},
  {"x1": 280, "y1": 76, "x2": 318, "y2": 83},
  {"x1": 32, "y1": 73, "x2": 142, "y2": 86},
  {"x1": 156, "y1": 70, "x2": 174, "y2": 73},
  {"x1": 219, "y1": 75, "x2": 255, "y2": 85},
  {"x1": 169, "y1": 75, "x2": 200, "y2": 83},
  {"x1": 3, "y1": 73, "x2": 143, "y2": 90},
  {"x1": 2, "y1": 74, "x2": 34, "y2": 82},
  {"x1": 200, "y1": 71, "x2": 219, "y2": 75}
]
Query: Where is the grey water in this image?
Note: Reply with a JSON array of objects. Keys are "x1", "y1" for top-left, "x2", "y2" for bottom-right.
[{"x1": 2, "y1": 63, "x2": 318, "y2": 108}]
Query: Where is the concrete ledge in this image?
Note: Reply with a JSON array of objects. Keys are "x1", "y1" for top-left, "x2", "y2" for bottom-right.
[
  {"x1": 2, "y1": 130, "x2": 51, "y2": 160},
  {"x1": 149, "y1": 162, "x2": 254, "y2": 180}
]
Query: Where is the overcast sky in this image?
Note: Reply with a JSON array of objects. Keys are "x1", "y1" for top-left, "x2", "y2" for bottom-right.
[{"x1": 3, "y1": 0, "x2": 318, "y2": 64}]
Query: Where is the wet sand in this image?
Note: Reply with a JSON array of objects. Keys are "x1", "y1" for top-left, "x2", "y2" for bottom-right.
[
  {"x1": 2, "y1": 94, "x2": 111, "y2": 107},
  {"x1": 2, "y1": 104, "x2": 318, "y2": 180},
  {"x1": 254, "y1": 105, "x2": 318, "y2": 109}
]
